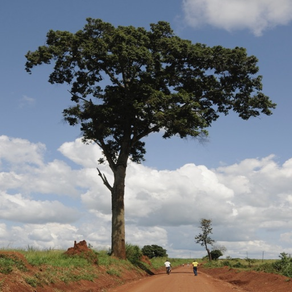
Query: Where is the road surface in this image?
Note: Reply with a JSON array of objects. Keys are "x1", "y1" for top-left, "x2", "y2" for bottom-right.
[{"x1": 108, "y1": 265, "x2": 246, "y2": 292}]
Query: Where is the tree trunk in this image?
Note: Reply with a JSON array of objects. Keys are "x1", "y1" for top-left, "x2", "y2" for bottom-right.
[
  {"x1": 207, "y1": 247, "x2": 212, "y2": 261},
  {"x1": 111, "y1": 164, "x2": 126, "y2": 259}
]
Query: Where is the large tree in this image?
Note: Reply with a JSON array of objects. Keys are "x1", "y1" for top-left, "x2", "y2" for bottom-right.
[{"x1": 25, "y1": 18, "x2": 276, "y2": 259}]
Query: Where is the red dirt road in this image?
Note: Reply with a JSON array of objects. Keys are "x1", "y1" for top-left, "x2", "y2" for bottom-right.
[{"x1": 108, "y1": 265, "x2": 245, "y2": 292}]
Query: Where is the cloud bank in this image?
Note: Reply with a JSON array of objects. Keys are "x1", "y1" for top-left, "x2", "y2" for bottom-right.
[
  {"x1": 0, "y1": 135, "x2": 292, "y2": 258},
  {"x1": 182, "y1": 0, "x2": 292, "y2": 35}
]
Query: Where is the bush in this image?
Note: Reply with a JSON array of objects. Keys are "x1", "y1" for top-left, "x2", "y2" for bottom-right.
[
  {"x1": 211, "y1": 250, "x2": 223, "y2": 260},
  {"x1": 126, "y1": 244, "x2": 142, "y2": 264},
  {"x1": 221, "y1": 260, "x2": 232, "y2": 267},
  {"x1": 272, "y1": 252, "x2": 292, "y2": 278},
  {"x1": 233, "y1": 262, "x2": 245, "y2": 268},
  {"x1": 255, "y1": 262, "x2": 276, "y2": 274}
]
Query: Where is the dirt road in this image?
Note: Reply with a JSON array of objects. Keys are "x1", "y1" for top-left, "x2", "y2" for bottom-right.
[{"x1": 108, "y1": 265, "x2": 246, "y2": 292}]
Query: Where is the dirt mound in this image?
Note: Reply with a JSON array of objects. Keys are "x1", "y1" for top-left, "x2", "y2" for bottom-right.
[
  {"x1": 64, "y1": 240, "x2": 98, "y2": 264},
  {"x1": 64, "y1": 240, "x2": 90, "y2": 255},
  {"x1": 201, "y1": 266, "x2": 292, "y2": 292}
]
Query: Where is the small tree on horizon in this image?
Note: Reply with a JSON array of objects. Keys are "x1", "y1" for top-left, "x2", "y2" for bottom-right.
[
  {"x1": 25, "y1": 18, "x2": 276, "y2": 259},
  {"x1": 195, "y1": 218, "x2": 215, "y2": 261}
]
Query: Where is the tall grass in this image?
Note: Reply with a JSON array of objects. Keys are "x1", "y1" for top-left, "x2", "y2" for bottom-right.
[
  {"x1": 20, "y1": 248, "x2": 94, "y2": 267},
  {"x1": 202, "y1": 253, "x2": 292, "y2": 278}
]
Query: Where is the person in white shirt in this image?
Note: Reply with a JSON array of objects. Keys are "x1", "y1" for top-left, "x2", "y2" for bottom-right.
[{"x1": 164, "y1": 260, "x2": 171, "y2": 274}]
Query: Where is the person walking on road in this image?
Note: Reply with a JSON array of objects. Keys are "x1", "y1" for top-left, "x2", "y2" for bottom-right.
[{"x1": 192, "y1": 260, "x2": 199, "y2": 276}]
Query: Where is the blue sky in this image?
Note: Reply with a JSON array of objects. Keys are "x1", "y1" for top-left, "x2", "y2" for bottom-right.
[{"x1": 0, "y1": 0, "x2": 292, "y2": 259}]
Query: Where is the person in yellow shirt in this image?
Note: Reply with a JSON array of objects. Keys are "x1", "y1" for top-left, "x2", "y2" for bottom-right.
[{"x1": 192, "y1": 260, "x2": 199, "y2": 276}]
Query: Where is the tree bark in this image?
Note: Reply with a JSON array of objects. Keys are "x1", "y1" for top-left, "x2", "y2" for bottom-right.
[
  {"x1": 111, "y1": 164, "x2": 126, "y2": 259},
  {"x1": 207, "y1": 247, "x2": 212, "y2": 261}
]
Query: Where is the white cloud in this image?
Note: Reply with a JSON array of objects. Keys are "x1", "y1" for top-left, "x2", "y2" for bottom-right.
[
  {"x1": 126, "y1": 226, "x2": 168, "y2": 248},
  {"x1": 0, "y1": 192, "x2": 80, "y2": 224},
  {"x1": 182, "y1": 0, "x2": 292, "y2": 36},
  {"x1": 58, "y1": 139, "x2": 103, "y2": 168},
  {"x1": 0, "y1": 135, "x2": 45, "y2": 168},
  {"x1": 125, "y1": 162, "x2": 234, "y2": 226},
  {"x1": 1, "y1": 136, "x2": 292, "y2": 258},
  {"x1": 19, "y1": 95, "x2": 36, "y2": 108}
]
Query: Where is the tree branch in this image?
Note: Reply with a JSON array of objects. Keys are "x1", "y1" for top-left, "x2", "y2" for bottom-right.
[{"x1": 96, "y1": 167, "x2": 113, "y2": 192}]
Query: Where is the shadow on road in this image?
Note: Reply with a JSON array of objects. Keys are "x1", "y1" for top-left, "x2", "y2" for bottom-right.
[
  {"x1": 156, "y1": 269, "x2": 194, "y2": 275},
  {"x1": 134, "y1": 262, "x2": 155, "y2": 275}
]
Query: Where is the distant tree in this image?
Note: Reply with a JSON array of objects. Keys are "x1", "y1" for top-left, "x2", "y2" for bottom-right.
[
  {"x1": 212, "y1": 244, "x2": 227, "y2": 260},
  {"x1": 25, "y1": 18, "x2": 276, "y2": 259},
  {"x1": 142, "y1": 244, "x2": 168, "y2": 259},
  {"x1": 210, "y1": 250, "x2": 223, "y2": 260},
  {"x1": 195, "y1": 219, "x2": 215, "y2": 261}
]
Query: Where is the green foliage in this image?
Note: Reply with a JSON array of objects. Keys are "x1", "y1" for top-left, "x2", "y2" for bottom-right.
[
  {"x1": 25, "y1": 277, "x2": 38, "y2": 287},
  {"x1": 195, "y1": 218, "x2": 215, "y2": 261},
  {"x1": 63, "y1": 250, "x2": 99, "y2": 265},
  {"x1": 272, "y1": 252, "x2": 292, "y2": 277},
  {"x1": 25, "y1": 18, "x2": 276, "y2": 167},
  {"x1": 25, "y1": 249, "x2": 93, "y2": 267},
  {"x1": 255, "y1": 262, "x2": 277, "y2": 274},
  {"x1": 233, "y1": 261, "x2": 245, "y2": 268},
  {"x1": 106, "y1": 268, "x2": 120, "y2": 277},
  {"x1": 221, "y1": 260, "x2": 232, "y2": 267},
  {"x1": 204, "y1": 253, "x2": 292, "y2": 279},
  {"x1": 96, "y1": 250, "x2": 115, "y2": 267},
  {"x1": 210, "y1": 250, "x2": 223, "y2": 260},
  {"x1": 245, "y1": 257, "x2": 256, "y2": 267},
  {"x1": 141, "y1": 245, "x2": 167, "y2": 259},
  {"x1": 126, "y1": 243, "x2": 142, "y2": 264}
]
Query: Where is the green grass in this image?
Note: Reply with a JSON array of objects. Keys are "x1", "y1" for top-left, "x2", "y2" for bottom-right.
[
  {"x1": 20, "y1": 248, "x2": 97, "y2": 267},
  {"x1": 202, "y1": 256, "x2": 292, "y2": 278},
  {"x1": 0, "y1": 247, "x2": 154, "y2": 288},
  {"x1": 106, "y1": 268, "x2": 121, "y2": 277},
  {"x1": 0, "y1": 248, "x2": 101, "y2": 288},
  {"x1": 0, "y1": 253, "x2": 27, "y2": 274}
]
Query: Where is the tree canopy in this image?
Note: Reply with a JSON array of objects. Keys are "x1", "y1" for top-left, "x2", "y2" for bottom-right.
[
  {"x1": 25, "y1": 18, "x2": 276, "y2": 259},
  {"x1": 141, "y1": 244, "x2": 168, "y2": 259},
  {"x1": 25, "y1": 18, "x2": 275, "y2": 164}
]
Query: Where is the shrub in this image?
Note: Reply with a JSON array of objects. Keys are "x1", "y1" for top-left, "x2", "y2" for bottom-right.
[
  {"x1": 126, "y1": 244, "x2": 142, "y2": 264},
  {"x1": 221, "y1": 260, "x2": 232, "y2": 267},
  {"x1": 272, "y1": 252, "x2": 292, "y2": 278},
  {"x1": 210, "y1": 250, "x2": 223, "y2": 260},
  {"x1": 233, "y1": 262, "x2": 245, "y2": 268}
]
